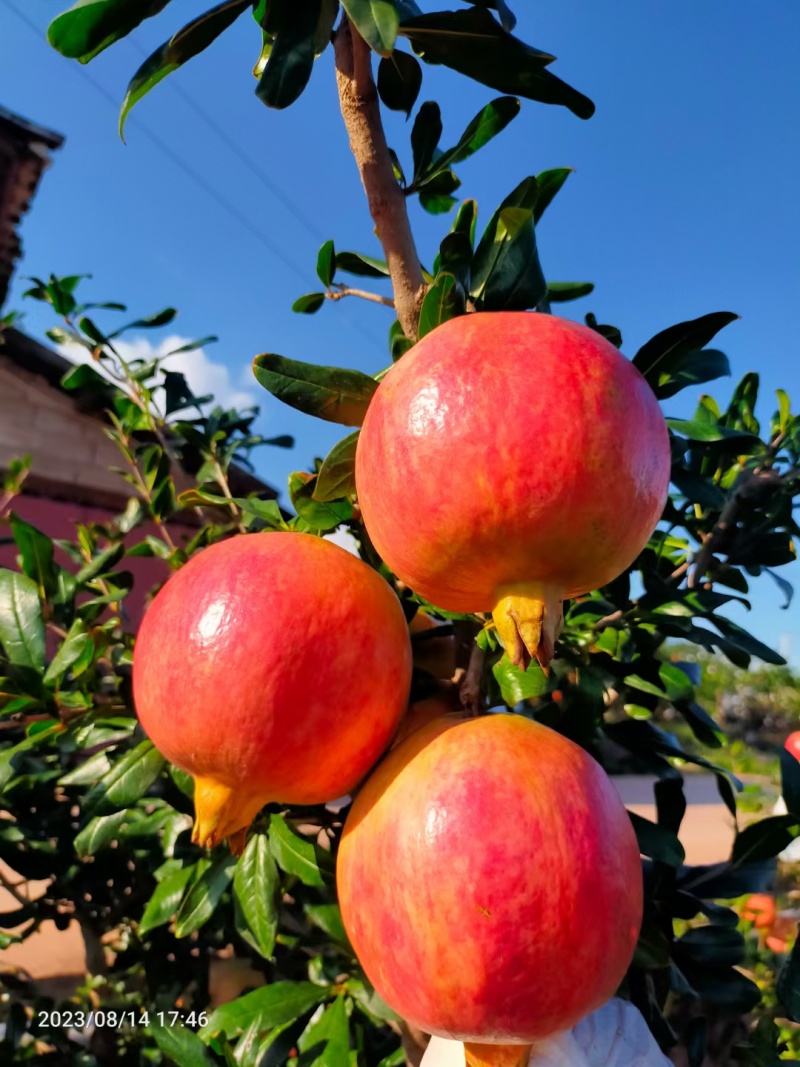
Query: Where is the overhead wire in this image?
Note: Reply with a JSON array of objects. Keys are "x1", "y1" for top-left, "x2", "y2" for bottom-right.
[{"x1": 1, "y1": 0, "x2": 387, "y2": 351}]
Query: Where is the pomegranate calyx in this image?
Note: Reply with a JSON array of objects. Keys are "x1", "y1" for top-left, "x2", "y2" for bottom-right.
[
  {"x1": 191, "y1": 776, "x2": 268, "y2": 852},
  {"x1": 464, "y1": 1042, "x2": 534, "y2": 1067},
  {"x1": 492, "y1": 588, "x2": 564, "y2": 670}
]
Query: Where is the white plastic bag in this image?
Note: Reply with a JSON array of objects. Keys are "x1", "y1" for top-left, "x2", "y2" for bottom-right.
[{"x1": 420, "y1": 998, "x2": 671, "y2": 1067}]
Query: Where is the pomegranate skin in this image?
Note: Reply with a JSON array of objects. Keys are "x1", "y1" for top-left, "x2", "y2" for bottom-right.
[
  {"x1": 337, "y1": 714, "x2": 642, "y2": 1046},
  {"x1": 355, "y1": 312, "x2": 670, "y2": 666},
  {"x1": 133, "y1": 532, "x2": 412, "y2": 847}
]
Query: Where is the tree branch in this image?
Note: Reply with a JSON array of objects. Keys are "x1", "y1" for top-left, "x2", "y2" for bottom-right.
[
  {"x1": 334, "y1": 18, "x2": 426, "y2": 340},
  {"x1": 328, "y1": 284, "x2": 395, "y2": 308}
]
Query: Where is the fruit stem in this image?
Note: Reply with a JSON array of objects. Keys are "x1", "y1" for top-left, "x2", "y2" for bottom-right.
[
  {"x1": 492, "y1": 586, "x2": 564, "y2": 670},
  {"x1": 464, "y1": 1042, "x2": 533, "y2": 1067},
  {"x1": 192, "y1": 776, "x2": 268, "y2": 854}
]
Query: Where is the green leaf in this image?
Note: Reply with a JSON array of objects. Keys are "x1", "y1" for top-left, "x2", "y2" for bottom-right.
[
  {"x1": 335, "y1": 251, "x2": 390, "y2": 278},
  {"x1": 304, "y1": 903, "x2": 350, "y2": 946},
  {"x1": 237, "y1": 497, "x2": 287, "y2": 528},
  {"x1": 674, "y1": 925, "x2": 745, "y2": 968},
  {"x1": 633, "y1": 311, "x2": 738, "y2": 388},
  {"x1": 655, "y1": 349, "x2": 731, "y2": 400},
  {"x1": 342, "y1": 0, "x2": 400, "y2": 55},
  {"x1": 418, "y1": 96, "x2": 519, "y2": 183},
  {"x1": 233, "y1": 832, "x2": 279, "y2": 958},
  {"x1": 298, "y1": 995, "x2": 350, "y2": 1066},
  {"x1": 492, "y1": 658, "x2": 549, "y2": 704},
  {"x1": 471, "y1": 205, "x2": 546, "y2": 311},
  {"x1": 629, "y1": 811, "x2": 685, "y2": 866},
  {"x1": 417, "y1": 273, "x2": 465, "y2": 338},
  {"x1": 149, "y1": 1021, "x2": 217, "y2": 1067},
  {"x1": 316, "y1": 240, "x2": 336, "y2": 287},
  {"x1": 48, "y1": 0, "x2": 172, "y2": 63},
  {"x1": 378, "y1": 50, "x2": 423, "y2": 115},
  {"x1": 119, "y1": 1, "x2": 250, "y2": 136},
  {"x1": 252, "y1": 354, "x2": 378, "y2": 427},
  {"x1": 44, "y1": 620, "x2": 92, "y2": 685},
  {"x1": 61, "y1": 362, "x2": 114, "y2": 394},
  {"x1": 731, "y1": 815, "x2": 799, "y2": 864},
  {"x1": 201, "y1": 982, "x2": 328, "y2": 1040},
  {"x1": 314, "y1": 432, "x2": 360, "y2": 502},
  {"x1": 532, "y1": 167, "x2": 572, "y2": 222},
  {"x1": 546, "y1": 281, "x2": 594, "y2": 303},
  {"x1": 411, "y1": 102, "x2": 442, "y2": 181},
  {"x1": 140, "y1": 863, "x2": 197, "y2": 935},
  {"x1": 666, "y1": 419, "x2": 759, "y2": 444},
  {"x1": 175, "y1": 854, "x2": 237, "y2": 937},
  {"x1": 399, "y1": 8, "x2": 594, "y2": 119},
  {"x1": 110, "y1": 307, "x2": 178, "y2": 335},
  {"x1": 74, "y1": 809, "x2": 130, "y2": 857},
  {"x1": 289, "y1": 473, "x2": 353, "y2": 531},
  {"x1": 709, "y1": 614, "x2": 786, "y2": 666},
  {"x1": 0, "y1": 569, "x2": 45, "y2": 671},
  {"x1": 292, "y1": 293, "x2": 327, "y2": 314},
  {"x1": 269, "y1": 814, "x2": 327, "y2": 886},
  {"x1": 257, "y1": 0, "x2": 326, "y2": 109},
  {"x1": 778, "y1": 935, "x2": 800, "y2": 1022},
  {"x1": 84, "y1": 740, "x2": 166, "y2": 815},
  {"x1": 9, "y1": 514, "x2": 57, "y2": 600},
  {"x1": 781, "y1": 747, "x2": 800, "y2": 818}
]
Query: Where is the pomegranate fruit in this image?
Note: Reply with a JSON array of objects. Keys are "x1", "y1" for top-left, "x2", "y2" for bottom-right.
[
  {"x1": 356, "y1": 312, "x2": 670, "y2": 669},
  {"x1": 133, "y1": 532, "x2": 412, "y2": 851},
  {"x1": 337, "y1": 714, "x2": 643, "y2": 1067},
  {"x1": 786, "y1": 732, "x2": 800, "y2": 762}
]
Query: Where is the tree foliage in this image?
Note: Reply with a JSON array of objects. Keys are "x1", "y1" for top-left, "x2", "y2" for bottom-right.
[{"x1": 1, "y1": 0, "x2": 799, "y2": 1063}]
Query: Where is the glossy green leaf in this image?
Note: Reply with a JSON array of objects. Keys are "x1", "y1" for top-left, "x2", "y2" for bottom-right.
[
  {"x1": 253, "y1": 353, "x2": 378, "y2": 426},
  {"x1": 256, "y1": 0, "x2": 325, "y2": 109},
  {"x1": 84, "y1": 741, "x2": 166, "y2": 815},
  {"x1": 298, "y1": 995, "x2": 350, "y2": 1065},
  {"x1": 119, "y1": 1, "x2": 250, "y2": 136},
  {"x1": 417, "y1": 273, "x2": 465, "y2": 338},
  {"x1": 655, "y1": 349, "x2": 731, "y2": 400},
  {"x1": 304, "y1": 903, "x2": 349, "y2": 945},
  {"x1": 48, "y1": 0, "x2": 172, "y2": 63},
  {"x1": 629, "y1": 811, "x2": 685, "y2": 866},
  {"x1": 9, "y1": 514, "x2": 57, "y2": 600},
  {"x1": 139, "y1": 864, "x2": 196, "y2": 935},
  {"x1": 418, "y1": 96, "x2": 519, "y2": 184},
  {"x1": 342, "y1": 0, "x2": 400, "y2": 55},
  {"x1": 546, "y1": 281, "x2": 594, "y2": 303},
  {"x1": 44, "y1": 620, "x2": 92, "y2": 685},
  {"x1": 314, "y1": 432, "x2": 360, "y2": 502},
  {"x1": 289, "y1": 473, "x2": 353, "y2": 530},
  {"x1": 731, "y1": 815, "x2": 799, "y2": 864},
  {"x1": 149, "y1": 1021, "x2": 217, "y2": 1067},
  {"x1": 316, "y1": 240, "x2": 336, "y2": 287},
  {"x1": 335, "y1": 251, "x2": 390, "y2": 278},
  {"x1": 378, "y1": 50, "x2": 422, "y2": 114},
  {"x1": 233, "y1": 832, "x2": 279, "y2": 958},
  {"x1": 399, "y1": 8, "x2": 594, "y2": 119},
  {"x1": 292, "y1": 293, "x2": 327, "y2": 314},
  {"x1": 492, "y1": 659, "x2": 549, "y2": 704},
  {"x1": 175, "y1": 854, "x2": 237, "y2": 937},
  {"x1": 269, "y1": 814, "x2": 327, "y2": 886},
  {"x1": 74, "y1": 809, "x2": 130, "y2": 857},
  {"x1": 471, "y1": 205, "x2": 546, "y2": 311},
  {"x1": 201, "y1": 981, "x2": 328, "y2": 1040},
  {"x1": 778, "y1": 935, "x2": 800, "y2": 1022},
  {"x1": 0, "y1": 569, "x2": 45, "y2": 671},
  {"x1": 633, "y1": 311, "x2": 738, "y2": 387},
  {"x1": 666, "y1": 419, "x2": 759, "y2": 444},
  {"x1": 411, "y1": 102, "x2": 442, "y2": 181},
  {"x1": 532, "y1": 167, "x2": 572, "y2": 222}
]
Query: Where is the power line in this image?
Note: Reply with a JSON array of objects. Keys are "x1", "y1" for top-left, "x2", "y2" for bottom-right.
[
  {"x1": 2, "y1": 0, "x2": 387, "y2": 351},
  {"x1": 126, "y1": 37, "x2": 326, "y2": 245}
]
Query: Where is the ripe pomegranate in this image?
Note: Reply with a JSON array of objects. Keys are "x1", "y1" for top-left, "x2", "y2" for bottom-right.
[
  {"x1": 356, "y1": 313, "x2": 670, "y2": 669},
  {"x1": 133, "y1": 532, "x2": 412, "y2": 851},
  {"x1": 337, "y1": 714, "x2": 642, "y2": 1067}
]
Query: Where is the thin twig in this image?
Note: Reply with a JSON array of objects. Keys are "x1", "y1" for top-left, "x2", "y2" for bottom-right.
[{"x1": 327, "y1": 285, "x2": 394, "y2": 308}]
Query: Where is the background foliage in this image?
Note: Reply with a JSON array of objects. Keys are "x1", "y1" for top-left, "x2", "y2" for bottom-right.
[{"x1": 1, "y1": 0, "x2": 800, "y2": 1064}]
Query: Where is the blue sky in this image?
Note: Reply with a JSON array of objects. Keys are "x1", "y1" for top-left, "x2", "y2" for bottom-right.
[{"x1": 1, "y1": 1, "x2": 799, "y2": 662}]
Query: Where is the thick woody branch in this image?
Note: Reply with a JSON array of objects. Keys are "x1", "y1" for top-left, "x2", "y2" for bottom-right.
[{"x1": 334, "y1": 18, "x2": 426, "y2": 340}]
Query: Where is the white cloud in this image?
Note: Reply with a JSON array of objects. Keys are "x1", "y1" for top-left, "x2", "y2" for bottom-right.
[{"x1": 60, "y1": 334, "x2": 257, "y2": 414}]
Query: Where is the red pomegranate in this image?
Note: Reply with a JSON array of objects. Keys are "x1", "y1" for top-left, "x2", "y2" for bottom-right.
[
  {"x1": 337, "y1": 714, "x2": 643, "y2": 1066},
  {"x1": 133, "y1": 532, "x2": 412, "y2": 851},
  {"x1": 786, "y1": 732, "x2": 800, "y2": 762},
  {"x1": 356, "y1": 313, "x2": 670, "y2": 669}
]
